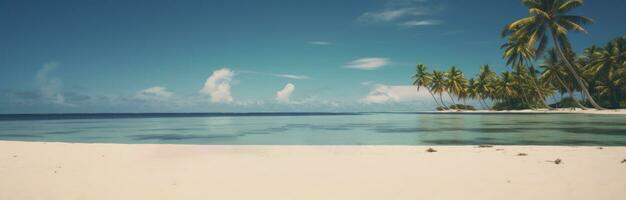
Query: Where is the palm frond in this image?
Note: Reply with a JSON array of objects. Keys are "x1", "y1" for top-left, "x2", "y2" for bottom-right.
[{"x1": 558, "y1": 0, "x2": 584, "y2": 13}]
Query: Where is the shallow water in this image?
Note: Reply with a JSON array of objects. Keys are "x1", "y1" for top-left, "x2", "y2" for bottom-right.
[{"x1": 1, "y1": 113, "x2": 625, "y2": 146}]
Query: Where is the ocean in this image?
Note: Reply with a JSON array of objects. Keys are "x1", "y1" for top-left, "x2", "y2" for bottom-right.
[{"x1": 1, "y1": 112, "x2": 625, "y2": 146}]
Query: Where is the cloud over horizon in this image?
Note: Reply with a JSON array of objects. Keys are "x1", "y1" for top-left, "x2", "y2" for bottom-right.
[
  {"x1": 36, "y1": 62, "x2": 72, "y2": 106},
  {"x1": 361, "y1": 84, "x2": 431, "y2": 104},
  {"x1": 135, "y1": 86, "x2": 174, "y2": 101},
  {"x1": 276, "y1": 83, "x2": 295, "y2": 103},
  {"x1": 200, "y1": 68, "x2": 235, "y2": 103}
]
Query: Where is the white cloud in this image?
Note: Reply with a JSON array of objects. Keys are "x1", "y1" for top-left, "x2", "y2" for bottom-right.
[
  {"x1": 200, "y1": 68, "x2": 235, "y2": 103},
  {"x1": 307, "y1": 41, "x2": 332, "y2": 46},
  {"x1": 398, "y1": 20, "x2": 442, "y2": 26},
  {"x1": 36, "y1": 62, "x2": 71, "y2": 106},
  {"x1": 135, "y1": 86, "x2": 173, "y2": 101},
  {"x1": 345, "y1": 57, "x2": 389, "y2": 70},
  {"x1": 273, "y1": 74, "x2": 311, "y2": 80},
  {"x1": 358, "y1": 8, "x2": 427, "y2": 22},
  {"x1": 276, "y1": 83, "x2": 295, "y2": 103},
  {"x1": 358, "y1": 0, "x2": 443, "y2": 26},
  {"x1": 239, "y1": 70, "x2": 312, "y2": 80},
  {"x1": 361, "y1": 84, "x2": 431, "y2": 104}
]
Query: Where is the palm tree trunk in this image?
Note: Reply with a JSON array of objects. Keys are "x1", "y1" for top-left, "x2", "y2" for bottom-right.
[
  {"x1": 520, "y1": 90, "x2": 530, "y2": 105},
  {"x1": 555, "y1": 74, "x2": 589, "y2": 110},
  {"x1": 530, "y1": 78, "x2": 551, "y2": 109},
  {"x1": 551, "y1": 32, "x2": 605, "y2": 110},
  {"x1": 477, "y1": 97, "x2": 486, "y2": 110},
  {"x1": 481, "y1": 99, "x2": 490, "y2": 110},
  {"x1": 447, "y1": 93, "x2": 456, "y2": 106},
  {"x1": 425, "y1": 88, "x2": 442, "y2": 109},
  {"x1": 438, "y1": 94, "x2": 448, "y2": 110}
]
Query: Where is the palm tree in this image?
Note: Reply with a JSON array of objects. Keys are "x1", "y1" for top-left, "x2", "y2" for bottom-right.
[
  {"x1": 496, "y1": 72, "x2": 517, "y2": 103},
  {"x1": 431, "y1": 70, "x2": 449, "y2": 109},
  {"x1": 504, "y1": 0, "x2": 604, "y2": 109},
  {"x1": 476, "y1": 65, "x2": 497, "y2": 108},
  {"x1": 458, "y1": 78, "x2": 469, "y2": 106},
  {"x1": 445, "y1": 66, "x2": 464, "y2": 106},
  {"x1": 585, "y1": 37, "x2": 626, "y2": 107},
  {"x1": 502, "y1": 34, "x2": 551, "y2": 109},
  {"x1": 540, "y1": 49, "x2": 589, "y2": 109},
  {"x1": 595, "y1": 80, "x2": 622, "y2": 108},
  {"x1": 467, "y1": 78, "x2": 484, "y2": 109},
  {"x1": 412, "y1": 64, "x2": 442, "y2": 108},
  {"x1": 502, "y1": 35, "x2": 537, "y2": 67},
  {"x1": 512, "y1": 64, "x2": 532, "y2": 105},
  {"x1": 528, "y1": 66, "x2": 552, "y2": 108}
]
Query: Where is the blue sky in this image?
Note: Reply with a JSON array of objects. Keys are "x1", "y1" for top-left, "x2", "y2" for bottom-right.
[{"x1": 1, "y1": 0, "x2": 625, "y2": 113}]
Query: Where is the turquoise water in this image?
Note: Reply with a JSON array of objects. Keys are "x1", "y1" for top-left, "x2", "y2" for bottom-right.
[{"x1": 1, "y1": 113, "x2": 626, "y2": 146}]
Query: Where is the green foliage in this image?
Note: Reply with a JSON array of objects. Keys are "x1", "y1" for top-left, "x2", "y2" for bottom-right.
[
  {"x1": 448, "y1": 104, "x2": 476, "y2": 110},
  {"x1": 491, "y1": 101, "x2": 543, "y2": 111},
  {"x1": 412, "y1": 5, "x2": 625, "y2": 111},
  {"x1": 503, "y1": 0, "x2": 606, "y2": 109},
  {"x1": 554, "y1": 97, "x2": 580, "y2": 108}
]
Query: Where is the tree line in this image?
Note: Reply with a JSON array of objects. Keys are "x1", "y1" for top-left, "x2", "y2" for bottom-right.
[{"x1": 412, "y1": 0, "x2": 625, "y2": 110}]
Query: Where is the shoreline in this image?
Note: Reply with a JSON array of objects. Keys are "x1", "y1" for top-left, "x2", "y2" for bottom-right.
[
  {"x1": 2, "y1": 141, "x2": 625, "y2": 200},
  {"x1": 435, "y1": 108, "x2": 626, "y2": 115}
]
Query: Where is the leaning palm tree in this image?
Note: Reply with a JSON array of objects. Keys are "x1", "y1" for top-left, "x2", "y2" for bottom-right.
[
  {"x1": 541, "y1": 49, "x2": 589, "y2": 109},
  {"x1": 445, "y1": 66, "x2": 464, "y2": 106},
  {"x1": 431, "y1": 70, "x2": 449, "y2": 109},
  {"x1": 412, "y1": 64, "x2": 442, "y2": 108},
  {"x1": 504, "y1": 0, "x2": 604, "y2": 109}
]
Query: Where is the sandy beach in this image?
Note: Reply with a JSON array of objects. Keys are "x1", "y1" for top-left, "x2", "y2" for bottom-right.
[
  {"x1": 1, "y1": 141, "x2": 625, "y2": 200},
  {"x1": 437, "y1": 108, "x2": 626, "y2": 115}
]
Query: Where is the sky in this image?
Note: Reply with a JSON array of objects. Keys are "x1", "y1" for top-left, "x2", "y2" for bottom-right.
[{"x1": 1, "y1": 0, "x2": 625, "y2": 113}]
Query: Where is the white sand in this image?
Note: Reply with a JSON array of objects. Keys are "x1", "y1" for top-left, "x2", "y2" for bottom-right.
[
  {"x1": 1, "y1": 141, "x2": 626, "y2": 200},
  {"x1": 438, "y1": 108, "x2": 626, "y2": 115}
]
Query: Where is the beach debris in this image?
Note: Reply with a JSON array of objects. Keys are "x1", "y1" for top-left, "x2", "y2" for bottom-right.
[
  {"x1": 426, "y1": 148, "x2": 437, "y2": 153},
  {"x1": 12, "y1": 155, "x2": 17, "y2": 158},
  {"x1": 621, "y1": 159, "x2": 626, "y2": 163},
  {"x1": 496, "y1": 148, "x2": 505, "y2": 151},
  {"x1": 597, "y1": 147, "x2": 604, "y2": 150},
  {"x1": 546, "y1": 159, "x2": 562, "y2": 164},
  {"x1": 517, "y1": 153, "x2": 527, "y2": 156},
  {"x1": 478, "y1": 144, "x2": 494, "y2": 148}
]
